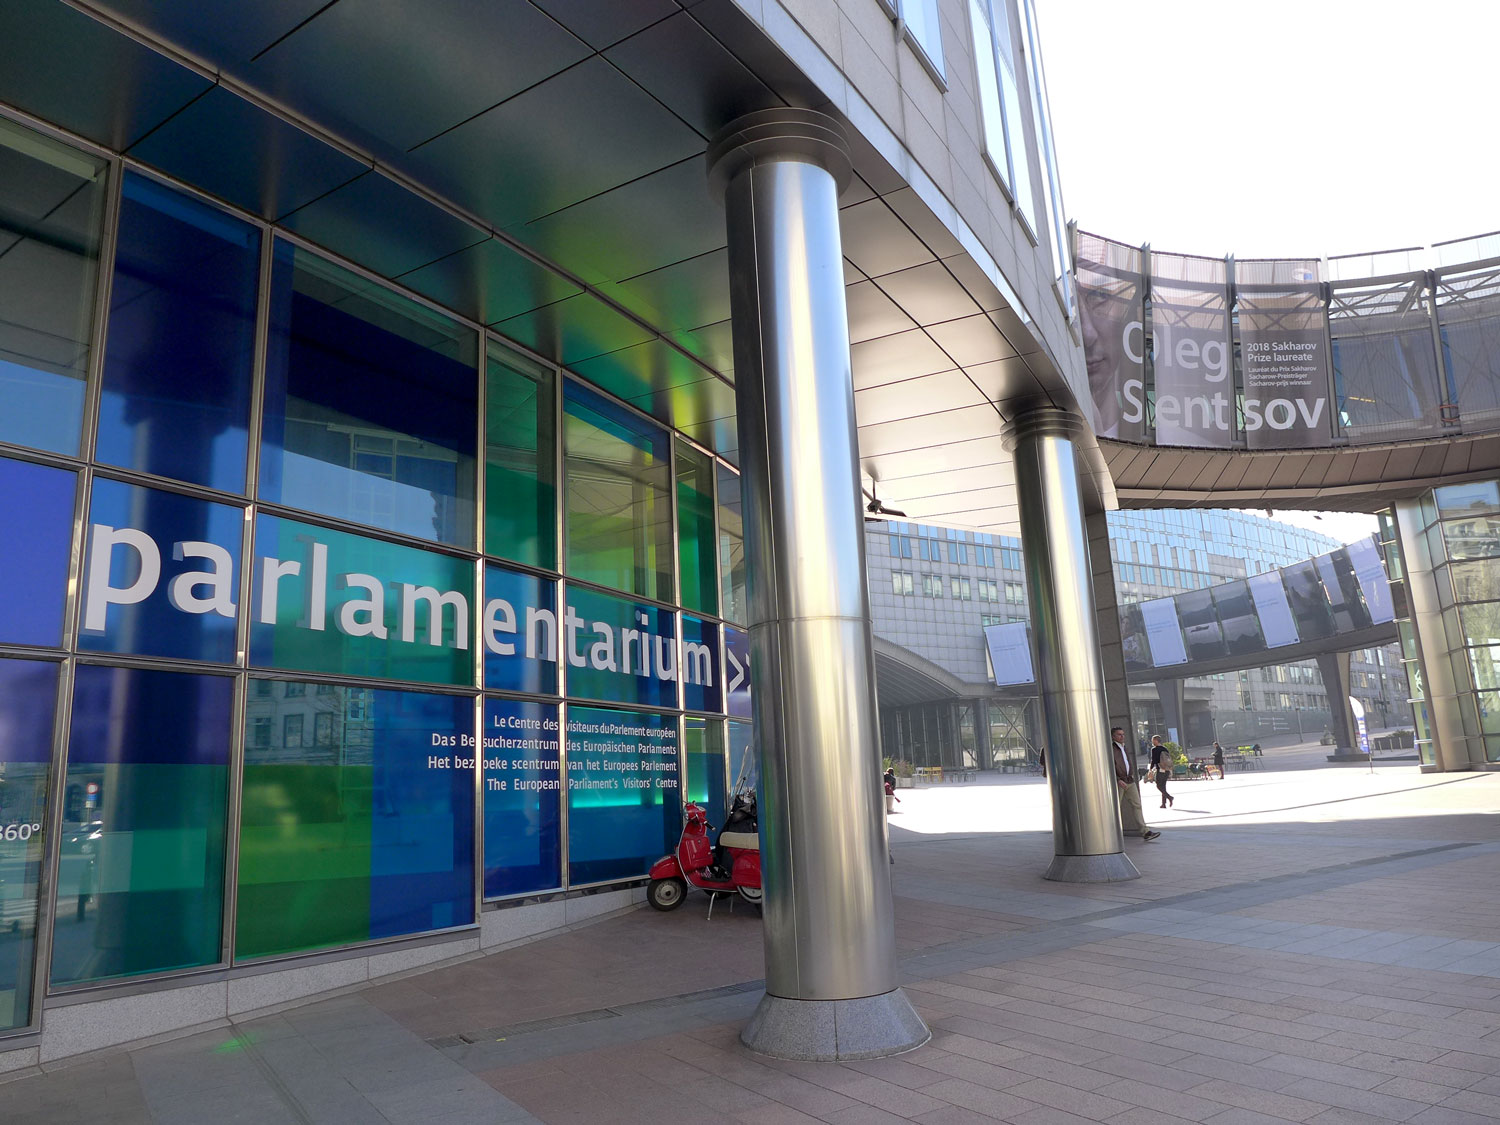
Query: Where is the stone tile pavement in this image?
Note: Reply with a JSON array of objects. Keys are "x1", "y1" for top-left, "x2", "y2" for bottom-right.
[{"x1": 5, "y1": 756, "x2": 1499, "y2": 1124}]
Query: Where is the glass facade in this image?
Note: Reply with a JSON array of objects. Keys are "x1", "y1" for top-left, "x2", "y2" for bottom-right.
[{"x1": 0, "y1": 113, "x2": 750, "y2": 1038}]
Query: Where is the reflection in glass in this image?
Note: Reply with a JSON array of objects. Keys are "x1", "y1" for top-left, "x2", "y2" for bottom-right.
[
  {"x1": 0, "y1": 659, "x2": 56, "y2": 1031},
  {"x1": 563, "y1": 380, "x2": 673, "y2": 602},
  {"x1": 1211, "y1": 580, "x2": 1264, "y2": 657},
  {"x1": 96, "y1": 174, "x2": 259, "y2": 492},
  {"x1": 54, "y1": 666, "x2": 230, "y2": 985},
  {"x1": 1329, "y1": 277, "x2": 1441, "y2": 442},
  {"x1": 717, "y1": 464, "x2": 746, "y2": 624},
  {"x1": 262, "y1": 240, "x2": 477, "y2": 546},
  {"x1": 1175, "y1": 588, "x2": 1225, "y2": 662},
  {"x1": 675, "y1": 443, "x2": 718, "y2": 615},
  {"x1": 483, "y1": 698, "x2": 561, "y2": 899},
  {"x1": 1434, "y1": 480, "x2": 1500, "y2": 517},
  {"x1": 683, "y1": 717, "x2": 727, "y2": 823},
  {"x1": 485, "y1": 344, "x2": 555, "y2": 569},
  {"x1": 0, "y1": 456, "x2": 75, "y2": 647},
  {"x1": 566, "y1": 705, "x2": 679, "y2": 885},
  {"x1": 236, "y1": 682, "x2": 474, "y2": 958},
  {"x1": 1442, "y1": 516, "x2": 1500, "y2": 561},
  {"x1": 1280, "y1": 560, "x2": 1335, "y2": 641},
  {"x1": 1118, "y1": 603, "x2": 1152, "y2": 673},
  {"x1": 1458, "y1": 601, "x2": 1500, "y2": 649},
  {"x1": 0, "y1": 117, "x2": 107, "y2": 455},
  {"x1": 1317, "y1": 550, "x2": 1371, "y2": 632}
]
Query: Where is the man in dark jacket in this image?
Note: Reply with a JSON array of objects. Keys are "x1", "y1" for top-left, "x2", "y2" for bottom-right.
[{"x1": 1112, "y1": 726, "x2": 1160, "y2": 841}]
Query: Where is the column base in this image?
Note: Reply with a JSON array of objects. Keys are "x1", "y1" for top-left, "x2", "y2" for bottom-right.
[
  {"x1": 1044, "y1": 852, "x2": 1140, "y2": 882},
  {"x1": 740, "y1": 990, "x2": 930, "y2": 1061},
  {"x1": 1325, "y1": 750, "x2": 1371, "y2": 762}
]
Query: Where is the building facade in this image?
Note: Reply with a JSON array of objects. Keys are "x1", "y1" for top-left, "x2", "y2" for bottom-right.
[{"x1": 869, "y1": 509, "x2": 1409, "y2": 767}]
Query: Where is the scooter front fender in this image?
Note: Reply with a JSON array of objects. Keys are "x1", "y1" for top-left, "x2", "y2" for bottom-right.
[{"x1": 647, "y1": 855, "x2": 682, "y2": 881}]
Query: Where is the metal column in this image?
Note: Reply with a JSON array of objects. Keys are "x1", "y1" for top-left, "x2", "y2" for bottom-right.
[
  {"x1": 708, "y1": 109, "x2": 928, "y2": 1060},
  {"x1": 1155, "y1": 678, "x2": 1186, "y2": 748},
  {"x1": 1316, "y1": 651, "x2": 1362, "y2": 760},
  {"x1": 1009, "y1": 408, "x2": 1139, "y2": 882}
]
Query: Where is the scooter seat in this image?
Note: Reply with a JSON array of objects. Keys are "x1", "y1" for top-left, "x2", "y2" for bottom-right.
[{"x1": 717, "y1": 830, "x2": 759, "y2": 850}]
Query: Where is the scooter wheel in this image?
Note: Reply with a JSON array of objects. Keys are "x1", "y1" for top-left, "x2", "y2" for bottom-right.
[
  {"x1": 647, "y1": 877, "x2": 686, "y2": 911},
  {"x1": 735, "y1": 885, "x2": 763, "y2": 907}
]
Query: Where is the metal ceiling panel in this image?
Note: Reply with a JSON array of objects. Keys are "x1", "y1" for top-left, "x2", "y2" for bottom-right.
[
  {"x1": 873, "y1": 261, "x2": 980, "y2": 328},
  {"x1": 839, "y1": 199, "x2": 932, "y2": 279},
  {"x1": 1351, "y1": 450, "x2": 1391, "y2": 482},
  {"x1": 1321, "y1": 451, "x2": 1358, "y2": 486},
  {"x1": 240, "y1": 0, "x2": 591, "y2": 160},
  {"x1": 0, "y1": 2, "x2": 212, "y2": 151},
  {"x1": 604, "y1": 10, "x2": 778, "y2": 138},
  {"x1": 881, "y1": 186, "x2": 964, "y2": 260},
  {"x1": 1414, "y1": 441, "x2": 1450, "y2": 479},
  {"x1": 86, "y1": 0, "x2": 328, "y2": 65},
  {"x1": 990, "y1": 307, "x2": 1037, "y2": 354},
  {"x1": 1294, "y1": 453, "x2": 1335, "y2": 488},
  {"x1": 925, "y1": 313, "x2": 1017, "y2": 368},
  {"x1": 513, "y1": 157, "x2": 721, "y2": 287},
  {"x1": 627, "y1": 376, "x2": 737, "y2": 438},
  {"x1": 961, "y1": 356, "x2": 1045, "y2": 406},
  {"x1": 1268, "y1": 455, "x2": 1310, "y2": 489},
  {"x1": 1382, "y1": 445, "x2": 1422, "y2": 481},
  {"x1": 858, "y1": 405, "x2": 1003, "y2": 459},
  {"x1": 128, "y1": 85, "x2": 368, "y2": 219},
  {"x1": 1441, "y1": 440, "x2": 1473, "y2": 475},
  {"x1": 864, "y1": 434, "x2": 1008, "y2": 480},
  {"x1": 845, "y1": 281, "x2": 918, "y2": 344},
  {"x1": 396, "y1": 237, "x2": 582, "y2": 326},
  {"x1": 608, "y1": 249, "x2": 731, "y2": 337},
  {"x1": 532, "y1": 0, "x2": 680, "y2": 51},
  {"x1": 850, "y1": 330, "x2": 953, "y2": 390},
  {"x1": 669, "y1": 319, "x2": 735, "y2": 375},
  {"x1": 279, "y1": 170, "x2": 486, "y2": 279},
  {"x1": 1234, "y1": 455, "x2": 1281, "y2": 491},
  {"x1": 397, "y1": 56, "x2": 702, "y2": 231},
  {"x1": 910, "y1": 485, "x2": 1014, "y2": 513},
  {"x1": 567, "y1": 336, "x2": 715, "y2": 408},
  {"x1": 878, "y1": 459, "x2": 1013, "y2": 496},
  {"x1": 853, "y1": 370, "x2": 988, "y2": 427},
  {"x1": 490, "y1": 289, "x2": 655, "y2": 365},
  {"x1": 678, "y1": 416, "x2": 739, "y2": 461},
  {"x1": 942, "y1": 252, "x2": 1010, "y2": 314}
]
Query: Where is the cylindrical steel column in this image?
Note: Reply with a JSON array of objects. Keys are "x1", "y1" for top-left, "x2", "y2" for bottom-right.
[
  {"x1": 1008, "y1": 408, "x2": 1139, "y2": 882},
  {"x1": 708, "y1": 109, "x2": 928, "y2": 1060}
]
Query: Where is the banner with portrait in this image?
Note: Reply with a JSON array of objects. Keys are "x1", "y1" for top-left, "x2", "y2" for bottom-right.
[
  {"x1": 1075, "y1": 231, "x2": 1146, "y2": 442},
  {"x1": 1149, "y1": 250, "x2": 1233, "y2": 448}
]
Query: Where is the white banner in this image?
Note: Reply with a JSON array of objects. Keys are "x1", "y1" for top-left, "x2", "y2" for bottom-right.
[
  {"x1": 1345, "y1": 538, "x2": 1395, "y2": 624},
  {"x1": 1139, "y1": 597, "x2": 1188, "y2": 666},
  {"x1": 984, "y1": 622, "x2": 1035, "y2": 686},
  {"x1": 1248, "y1": 571, "x2": 1300, "y2": 648}
]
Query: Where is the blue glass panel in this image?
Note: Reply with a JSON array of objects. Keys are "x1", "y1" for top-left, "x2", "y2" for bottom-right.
[
  {"x1": 681, "y1": 615, "x2": 722, "y2": 714},
  {"x1": 563, "y1": 585, "x2": 677, "y2": 708},
  {"x1": 54, "y1": 665, "x2": 231, "y2": 984},
  {"x1": 483, "y1": 698, "x2": 561, "y2": 898},
  {"x1": 96, "y1": 175, "x2": 259, "y2": 492},
  {"x1": 566, "y1": 706, "x2": 679, "y2": 884},
  {"x1": 724, "y1": 625, "x2": 752, "y2": 719},
  {"x1": 0, "y1": 117, "x2": 107, "y2": 455},
  {"x1": 0, "y1": 658, "x2": 57, "y2": 1031},
  {"x1": 483, "y1": 564, "x2": 558, "y2": 694},
  {"x1": 261, "y1": 240, "x2": 478, "y2": 546},
  {"x1": 683, "y1": 717, "x2": 726, "y2": 824},
  {"x1": 0, "y1": 456, "x2": 75, "y2": 647},
  {"x1": 368, "y1": 689, "x2": 474, "y2": 939},
  {"x1": 79, "y1": 479, "x2": 242, "y2": 663}
]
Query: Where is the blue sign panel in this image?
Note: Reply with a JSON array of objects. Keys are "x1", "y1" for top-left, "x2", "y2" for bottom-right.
[
  {"x1": 483, "y1": 697, "x2": 561, "y2": 898},
  {"x1": 565, "y1": 706, "x2": 680, "y2": 885},
  {"x1": 0, "y1": 456, "x2": 75, "y2": 648},
  {"x1": 680, "y1": 615, "x2": 721, "y2": 714},
  {"x1": 483, "y1": 564, "x2": 558, "y2": 695},
  {"x1": 724, "y1": 625, "x2": 752, "y2": 718}
]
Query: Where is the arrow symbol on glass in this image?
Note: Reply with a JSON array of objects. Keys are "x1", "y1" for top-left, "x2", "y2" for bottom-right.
[{"x1": 726, "y1": 645, "x2": 748, "y2": 692}]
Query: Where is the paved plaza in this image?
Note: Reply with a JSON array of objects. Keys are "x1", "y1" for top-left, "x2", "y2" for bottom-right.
[{"x1": 7, "y1": 744, "x2": 1500, "y2": 1124}]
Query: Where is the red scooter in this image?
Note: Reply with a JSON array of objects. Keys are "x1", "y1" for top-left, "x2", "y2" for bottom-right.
[{"x1": 647, "y1": 793, "x2": 762, "y2": 912}]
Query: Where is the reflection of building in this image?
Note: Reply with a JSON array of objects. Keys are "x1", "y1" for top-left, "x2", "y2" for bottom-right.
[{"x1": 869, "y1": 509, "x2": 1408, "y2": 766}]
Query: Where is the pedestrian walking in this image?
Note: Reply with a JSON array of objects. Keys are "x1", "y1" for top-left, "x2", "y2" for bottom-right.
[
  {"x1": 1149, "y1": 735, "x2": 1174, "y2": 808},
  {"x1": 1111, "y1": 726, "x2": 1159, "y2": 841},
  {"x1": 1212, "y1": 741, "x2": 1226, "y2": 780}
]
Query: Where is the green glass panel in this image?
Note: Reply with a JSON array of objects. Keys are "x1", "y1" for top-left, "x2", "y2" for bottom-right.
[
  {"x1": 249, "y1": 514, "x2": 475, "y2": 686},
  {"x1": 236, "y1": 682, "x2": 474, "y2": 959},
  {"x1": 683, "y1": 717, "x2": 726, "y2": 822},
  {"x1": 675, "y1": 444, "x2": 717, "y2": 615},
  {"x1": 1458, "y1": 601, "x2": 1500, "y2": 649},
  {"x1": 0, "y1": 658, "x2": 56, "y2": 1030},
  {"x1": 563, "y1": 380, "x2": 672, "y2": 602},
  {"x1": 717, "y1": 463, "x2": 746, "y2": 624},
  {"x1": 485, "y1": 344, "x2": 555, "y2": 569},
  {"x1": 54, "y1": 665, "x2": 230, "y2": 986}
]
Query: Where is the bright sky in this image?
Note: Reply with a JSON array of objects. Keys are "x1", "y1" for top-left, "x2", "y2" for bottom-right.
[
  {"x1": 1036, "y1": 0, "x2": 1500, "y2": 259},
  {"x1": 1259, "y1": 509, "x2": 1377, "y2": 545}
]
